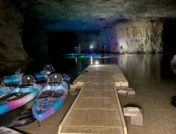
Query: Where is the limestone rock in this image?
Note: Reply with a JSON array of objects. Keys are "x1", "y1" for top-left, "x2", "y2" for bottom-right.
[
  {"x1": 0, "y1": 0, "x2": 28, "y2": 72},
  {"x1": 114, "y1": 19, "x2": 163, "y2": 53},
  {"x1": 9, "y1": 0, "x2": 176, "y2": 20}
]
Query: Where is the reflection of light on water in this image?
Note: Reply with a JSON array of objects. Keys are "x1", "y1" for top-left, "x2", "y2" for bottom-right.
[
  {"x1": 89, "y1": 56, "x2": 100, "y2": 65},
  {"x1": 75, "y1": 57, "x2": 78, "y2": 64},
  {"x1": 90, "y1": 56, "x2": 93, "y2": 65}
]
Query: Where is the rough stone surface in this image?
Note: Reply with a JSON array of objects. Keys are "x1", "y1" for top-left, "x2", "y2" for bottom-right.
[
  {"x1": 0, "y1": 0, "x2": 28, "y2": 72},
  {"x1": 77, "y1": 32, "x2": 106, "y2": 52},
  {"x1": 76, "y1": 19, "x2": 163, "y2": 53},
  {"x1": 9, "y1": 0, "x2": 176, "y2": 21},
  {"x1": 114, "y1": 19, "x2": 163, "y2": 53}
]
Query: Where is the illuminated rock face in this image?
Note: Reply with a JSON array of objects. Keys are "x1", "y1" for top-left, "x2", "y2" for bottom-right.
[
  {"x1": 0, "y1": 1, "x2": 27, "y2": 63},
  {"x1": 75, "y1": 19, "x2": 163, "y2": 53},
  {"x1": 114, "y1": 19, "x2": 163, "y2": 53}
]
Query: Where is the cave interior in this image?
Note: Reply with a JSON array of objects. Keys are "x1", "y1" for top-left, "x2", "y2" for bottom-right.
[
  {"x1": 0, "y1": 1, "x2": 176, "y2": 134},
  {"x1": 0, "y1": 0, "x2": 175, "y2": 67}
]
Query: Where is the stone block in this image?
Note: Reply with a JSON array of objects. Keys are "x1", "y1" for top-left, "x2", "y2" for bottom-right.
[
  {"x1": 127, "y1": 88, "x2": 136, "y2": 96},
  {"x1": 123, "y1": 107, "x2": 143, "y2": 126},
  {"x1": 117, "y1": 89, "x2": 128, "y2": 95},
  {"x1": 70, "y1": 82, "x2": 84, "y2": 91},
  {"x1": 117, "y1": 88, "x2": 135, "y2": 96},
  {"x1": 115, "y1": 82, "x2": 129, "y2": 88},
  {"x1": 76, "y1": 82, "x2": 84, "y2": 89}
]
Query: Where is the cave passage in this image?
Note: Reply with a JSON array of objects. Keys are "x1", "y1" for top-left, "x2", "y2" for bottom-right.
[{"x1": 48, "y1": 31, "x2": 78, "y2": 60}]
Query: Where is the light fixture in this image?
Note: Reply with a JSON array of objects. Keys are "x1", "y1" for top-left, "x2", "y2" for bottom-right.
[
  {"x1": 94, "y1": 60, "x2": 99, "y2": 65},
  {"x1": 90, "y1": 45, "x2": 94, "y2": 49}
]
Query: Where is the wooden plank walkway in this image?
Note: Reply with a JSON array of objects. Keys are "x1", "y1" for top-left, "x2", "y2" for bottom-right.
[{"x1": 58, "y1": 64, "x2": 128, "y2": 134}]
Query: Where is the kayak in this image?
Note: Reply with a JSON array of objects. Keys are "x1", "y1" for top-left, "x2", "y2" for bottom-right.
[
  {"x1": 0, "y1": 75, "x2": 40, "y2": 115},
  {"x1": 32, "y1": 73, "x2": 68, "y2": 121},
  {"x1": 2, "y1": 73, "x2": 23, "y2": 86},
  {"x1": 62, "y1": 74, "x2": 71, "y2": 83},
  {"x1": 34, "y1": 64, "x2": 55, "y2": 82},
  {"x1": 0, "y1": 86, "x2": 12, "y2": 97},
  {"x1": 6, "y1": 108, "x2": 35, "y2": 127},
  {"x1": 0, "y1": 126, "x2": 22, "y2": 134},
  {"x1": 0, "y1": 89, "x2": 5, "y2": 96}
]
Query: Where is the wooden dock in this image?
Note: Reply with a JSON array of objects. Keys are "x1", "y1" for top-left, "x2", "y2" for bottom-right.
[{"x1": 58, "y1": 64, "x2": 128, "y2": 134}]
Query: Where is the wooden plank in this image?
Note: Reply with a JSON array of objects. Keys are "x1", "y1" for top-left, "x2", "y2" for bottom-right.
[{"x1": 59, "y1": 64, "x2": 128, "y2": 134}]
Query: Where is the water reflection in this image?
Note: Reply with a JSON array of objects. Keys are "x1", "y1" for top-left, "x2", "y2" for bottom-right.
[
  {"x1": 26, "y1": 54, "x2": 176, "y2": 82},
  {"x1": 117, "y1": 54, "x2": 162, "y2": 80},
  {"x1": 71, "y1": 54, "x2": 175, "y2": 80}
]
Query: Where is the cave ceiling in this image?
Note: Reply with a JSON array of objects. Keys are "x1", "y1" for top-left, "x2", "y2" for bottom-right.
[{"x1": 9, "y1": 0, "x2": 176, "y2": 31}]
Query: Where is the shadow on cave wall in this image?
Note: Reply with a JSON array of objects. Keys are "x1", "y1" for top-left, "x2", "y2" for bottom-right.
[
  {"x1": 162, "y1": 19, "x2": 176, "y2": 57},
  {"x1": 161, "y1": 19, "x2": 176, "y2": 78}
]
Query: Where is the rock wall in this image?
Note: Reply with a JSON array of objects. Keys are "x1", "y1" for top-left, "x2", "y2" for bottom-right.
[
  {"x1": 77, "y1": 29, "x2": 116, "y2": 53},
  {"x1": 0, "y1": 0, "x2": 28, "y2": 72},
  {"x1": 77, "y1": 32, "x2": 103, "y2": 52},
  {"x1": 114, "y1": 19, "x2": 163, "y2": 53}
]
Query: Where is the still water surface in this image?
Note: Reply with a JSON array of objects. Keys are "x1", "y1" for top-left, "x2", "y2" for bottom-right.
[{"x1": 26, "y1": 53, "x2": 176, "y2": 82}]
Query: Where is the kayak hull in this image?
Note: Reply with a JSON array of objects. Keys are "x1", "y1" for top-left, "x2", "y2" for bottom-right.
[{"x1": 32, "y1": 81, "x2": 68, "y2": 121}]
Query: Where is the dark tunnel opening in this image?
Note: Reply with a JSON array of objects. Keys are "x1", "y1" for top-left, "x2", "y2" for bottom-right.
[
  {"x1": 22, "y1": 21, "x2": 80, "y2": 74},
  {"x1": 46, "y1": 31, "x2": 79, "y2": 74},
  {"x1": 22, "y1": 20, "x2": 79, "y2": 60},
  {"x1": 47, "y1": 31, "x2": 78, "y2": 60}
]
